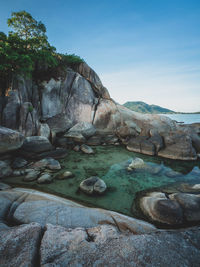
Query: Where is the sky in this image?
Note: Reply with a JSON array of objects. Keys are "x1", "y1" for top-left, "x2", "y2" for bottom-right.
[{"x1": 1, "y1": 0, "x2": 200, "y2": 112}]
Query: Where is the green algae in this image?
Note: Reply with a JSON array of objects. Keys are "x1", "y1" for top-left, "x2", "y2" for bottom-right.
[{"x1": 3, "y1": 145, "x2": 200, "y2": 219}]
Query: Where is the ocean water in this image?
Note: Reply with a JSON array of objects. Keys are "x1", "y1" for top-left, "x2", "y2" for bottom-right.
[
  {"x1": 161, "y1": 113, "x2": 200, "y2": 124},
  {"x1": 4, "y1": 146, "x2": 200, "y2": 222}
]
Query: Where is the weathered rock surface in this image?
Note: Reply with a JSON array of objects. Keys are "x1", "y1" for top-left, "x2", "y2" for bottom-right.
[
  {"x1": 0, "y1": 222, "x2": 42, "y2": 267},
  {"x1": 0, "y1": 127, "x2": 24, "y2": 154},
  {"x1": 80, "y1": 176, "x2": 107, "y2": 195},
  {"x1": 40, "y1": 224, "x2": 200, "y2": 267}
]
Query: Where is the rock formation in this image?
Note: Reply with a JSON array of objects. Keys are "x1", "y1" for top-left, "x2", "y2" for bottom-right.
[
  {"x1": 0, "y1": 186, "x2": 200, "y2": 266},
  {"x1": 0, "y1": 62, "x2": 200, "y2": 160}
]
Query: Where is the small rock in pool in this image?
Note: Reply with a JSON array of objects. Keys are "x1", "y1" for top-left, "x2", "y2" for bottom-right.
[
  {"x1": 165, "y1": 170, "x2": 182, "y2": 178},
  {"x1": 56, "y1": 171, "x2": 74, "y2": 180},
  {"x1": 37, "y1": 173, "x2": 53, "y2": 184},
  {"x1": 12, "y1": 157, "x2": 28, "y2": 169},
  {"x1": 80, "y1": 144, "x2": 94, "y2": 154},
  {"x1": 80, "y1": 176, "x2": 107, "y2": 195},
  {"x1": 33, "y1": 158, "x2": 61, "y2": 170},
  {"x1": 23, "y1": 170, "x2": 40, "y2": 182}
]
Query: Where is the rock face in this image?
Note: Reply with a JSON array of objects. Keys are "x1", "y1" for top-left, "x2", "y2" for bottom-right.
[
  {"x1": 0, "y1": 187, "x2": 200, "y2": 267},
  {"x1": 0, "y1": 126, "x2": 24, "y2": 154},
  {"x1": 0, "y1": 62, "x2": 199, "y2": 160}
]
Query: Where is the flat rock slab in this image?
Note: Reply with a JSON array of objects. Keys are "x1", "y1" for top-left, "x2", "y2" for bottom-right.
[
  {"x1": 0, "y1": 188, "x2": 156, "y2": 234},
  {"x1": 0, "y1": 222, "x2": 42, "y2": 267},
  {"x1": 40, "y1": 224, "x2": 200, "y2": 267}
]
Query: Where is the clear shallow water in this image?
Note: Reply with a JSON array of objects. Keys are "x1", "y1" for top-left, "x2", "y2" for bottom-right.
[
  {"x1": 4, "y1": 146, "x2": 200, "y2": 219},
  {"x1": 162, "y1": 113, "x2": 200, "y2": 124}
]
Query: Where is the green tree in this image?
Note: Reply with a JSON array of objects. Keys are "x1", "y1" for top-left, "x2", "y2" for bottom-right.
[{"x1": 7, "y1": 10, "x2": 47, "y2": 42}]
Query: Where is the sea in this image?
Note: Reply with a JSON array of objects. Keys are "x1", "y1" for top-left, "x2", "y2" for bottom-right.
[{"x1": 161, "y1": 114, "x2": 200, "y2": 124}]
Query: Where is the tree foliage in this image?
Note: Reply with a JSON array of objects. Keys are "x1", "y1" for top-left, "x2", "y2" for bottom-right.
[{"x1": 0, "y1": 11, "x2": 84, "y2": 96}]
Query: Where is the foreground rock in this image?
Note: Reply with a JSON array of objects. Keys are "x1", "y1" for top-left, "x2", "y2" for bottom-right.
[
  {"x1": 0, "y1": 126, "x2": 24, "y2": 154},
  {"x1": 0, "y1": 188, "x2": 155, "y2": 233},
  {"x1": 0, "y1": 187, "x2": 200, "y2": 266},
  {"x1": 80, "y1": 176, "x2": 107, "y2": 195},
  {"x1": 40, "y1": 224, "x2": 200, "y2": 267},
  {"x1": 0, "y1": 222, "x2": 42, "y2": 267}
]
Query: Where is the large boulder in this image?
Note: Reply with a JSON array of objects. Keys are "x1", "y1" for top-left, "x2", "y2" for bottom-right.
[
  {"x1": 140, "y1": 192, "x2": 183, "y2": 225},
  {"x1": 158, "y1": 132, "x2": 197, "y2": 160},
  {"x1": 21, "y1": 136, "x2": 53, "y2": 153},
  {"x1": 68, "y1": 122, "x2": 96, "y2": 138},
  {"x1": 0, "y1": 127, "x2": 24, "y2": 154}
]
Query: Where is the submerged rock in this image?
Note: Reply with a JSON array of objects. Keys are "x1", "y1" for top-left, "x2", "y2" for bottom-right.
[
  {"x1": 127, "y1": 157, "x2": 145, "y2": 170},
  {"x1": 80, "y1": 176, "x2": 107, "y2": 195},
  {"x1": 56, "y1": 171, "x2": 74, "y2": 180}
]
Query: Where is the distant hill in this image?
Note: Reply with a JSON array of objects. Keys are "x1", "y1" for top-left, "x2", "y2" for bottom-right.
[{"x1": 123, "y1": 101, "x2": 176, "y2": 114}]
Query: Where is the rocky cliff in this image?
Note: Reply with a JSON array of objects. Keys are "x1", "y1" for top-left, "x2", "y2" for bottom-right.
[{"x1": 0, "y1": 62, "x2": 200, "y2": 160}]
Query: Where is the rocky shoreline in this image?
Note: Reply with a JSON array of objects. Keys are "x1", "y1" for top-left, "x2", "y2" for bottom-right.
[{"x1": 0, "y1": 62, "x2": 200, "y2": 266}]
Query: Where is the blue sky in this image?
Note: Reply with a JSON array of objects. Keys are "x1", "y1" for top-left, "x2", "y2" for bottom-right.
[{"x1": 1, "y1": 0, "x2": 200, "y2": 112}]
